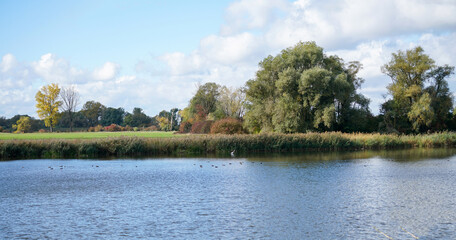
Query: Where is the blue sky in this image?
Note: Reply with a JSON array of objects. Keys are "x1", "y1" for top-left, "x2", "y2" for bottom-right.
[
  {"x1": 1, "y1": 0, "x2": 456, "y2": 118},
  {"x1": 1, "y1": 0, "x2": 230, "y2": 71}
]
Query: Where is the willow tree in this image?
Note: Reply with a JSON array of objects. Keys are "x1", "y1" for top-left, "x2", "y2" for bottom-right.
[
  {"x1": 244, "y1": 41, "x2": 370, "y2": 133},
  {"x1": 36, "y1": 83, "x2": 62, "y2": 132},
  {"x1": 381, "y1": 46, "x2": 454, "y2": 132}
]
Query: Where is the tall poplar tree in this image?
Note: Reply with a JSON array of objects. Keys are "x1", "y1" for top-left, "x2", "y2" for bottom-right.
[{"x1": 35, "y1": 83, "x2": 62, "y2": 132}]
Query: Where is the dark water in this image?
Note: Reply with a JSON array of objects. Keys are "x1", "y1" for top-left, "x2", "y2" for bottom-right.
[{"x1": 1, "y1": 149, "x2": 456, "y2": 239}]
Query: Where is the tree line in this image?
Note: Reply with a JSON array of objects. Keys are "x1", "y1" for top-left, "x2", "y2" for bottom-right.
[
  {"x1": 1, "y1": 41, "x2": 455, "y2": 134},
  {"x1": 2, "y1": 86, "x2": 181, "y2": 133}
]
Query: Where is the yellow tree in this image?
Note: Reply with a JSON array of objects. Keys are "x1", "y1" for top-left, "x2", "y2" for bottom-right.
[
  {"x1": 36, "y1": 83, "x2": 62, "y2": 132},
  {"x1": 12, "y1": 116, "x2": 31, "y2": 133}
]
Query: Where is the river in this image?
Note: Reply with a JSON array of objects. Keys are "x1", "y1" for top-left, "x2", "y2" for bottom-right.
[{"x1": 1, "y1": 149, "x2": 456, "y2": 239}]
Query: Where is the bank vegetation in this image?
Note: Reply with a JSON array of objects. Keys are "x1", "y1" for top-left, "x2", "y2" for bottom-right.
[{"x1": 2, "y1": 132, "x2": 456, "y2": 160}]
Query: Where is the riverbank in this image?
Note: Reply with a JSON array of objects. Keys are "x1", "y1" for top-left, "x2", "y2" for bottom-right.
[
  {"x1": 1, "y1": 132, "x2": 456, "y2": 159},
  {"x1": 0, "y1": 131, "x2": 179, "y2": 140}
]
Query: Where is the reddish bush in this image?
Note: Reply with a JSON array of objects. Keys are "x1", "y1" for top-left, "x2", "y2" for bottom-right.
[
  {"x1": 105, "y1": 124, "x2": 121, "y2": 132},
  {"x1": 38, "y1": 129, "x2": 47, "y2": 133},
  {"x1": 191, "y1": 121, "x2": 213, "y2": 134},
  {"x1": 144, "y1": 126, "x2": 158, "y2": 131},
  {"x1": 123, "y1": 125, "x2": 133, "y2": 131},
  {"x1": 210, "y1": 118, "x2": 245, "y2": 134},
  {"x1": 179, "y1": 121, "x2": 193, "y2": 133}
]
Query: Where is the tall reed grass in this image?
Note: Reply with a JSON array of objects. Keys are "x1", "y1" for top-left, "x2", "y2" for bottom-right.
[{"x1": 1, "y1": 132, "x2": 456, "y2": 159}]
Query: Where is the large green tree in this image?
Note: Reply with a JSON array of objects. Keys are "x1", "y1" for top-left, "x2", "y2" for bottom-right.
[
  {"x1": 189, "y1": 82, "x2": 220, "y2": 120},
  {"x1": 81, "y1": 101, "x2": 106, "y2": 127},
  {"x1": 100, "y1": 107, "x2": 125, "y2": 126},
  {"x1": 381, "y1": 46, "x2": 454, "y2": 132},
  {"x1": 124, "y1": 107, "x2": 151, "y2": 127},
  {"x1": 244, "y1": 41, "x2": 370, "y2": 133}
]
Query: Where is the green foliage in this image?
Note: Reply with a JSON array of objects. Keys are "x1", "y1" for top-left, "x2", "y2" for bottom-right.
[
  {"x1": 81, "y1": 101, "x2": 105, "y2": 127},
  {"x1": 12, "y1": 116, "x2": 32, "y2": 133},
  {"x1": 189, "y1": 83, "x2": 220, "y2": 119},
  {"x1": 408, "y1": 93, "x2": 434, "y2": 132},
  {"x1": 100, "y1": 107, "x2": 125, "y2": 126},
  {"x1": 158, "y1": 108, "x2": 180, "y2": 131},
  {"x1": 0, "y1": 131, "x2": 178, "y2": 140},
  {"x1": 210, "y1": 118, "x2": 245, "y2": 134},
  {"x1": 245, "y1": 41, "x2": 368, "y2": 133},
  {"x1": 124, "y1": 108, "x2": 151, "y2": 127},
  {"x1": 381, "y1": 46, "x2": 454, "y2": 133},
  {"x1": 3, "y1": 132, "x2": 456, "y2": 160},
  {"x1": 156, "y1": 116, "x2": 169, "y2": 131}
]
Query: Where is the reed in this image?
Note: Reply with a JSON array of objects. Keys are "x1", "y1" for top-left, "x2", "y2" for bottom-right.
[{"x1": 1, "y1": 132, "x2": 456, "y2": 159}]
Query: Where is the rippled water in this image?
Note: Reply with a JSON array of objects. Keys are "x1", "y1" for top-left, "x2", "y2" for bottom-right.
[{"x1": 1, "y1": 149, "x2": 456, "y2": 239}]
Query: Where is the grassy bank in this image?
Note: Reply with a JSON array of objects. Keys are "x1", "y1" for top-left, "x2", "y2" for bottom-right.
[
  {"x1": 0, "y1": 131, "x2": 179, "y2": 140},
  {"x1": 1, "y1": 132, "x2": 456, "y2": 160}
]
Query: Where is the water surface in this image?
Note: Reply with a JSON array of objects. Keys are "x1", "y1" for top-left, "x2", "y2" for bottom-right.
[{"x1": 1, "y1": 149, "x2": 456, "y2": 239}]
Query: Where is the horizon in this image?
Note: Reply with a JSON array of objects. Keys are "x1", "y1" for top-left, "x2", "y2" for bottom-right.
[{"x1": 1, "y1": 0, "x2": 456, "y2": 118}]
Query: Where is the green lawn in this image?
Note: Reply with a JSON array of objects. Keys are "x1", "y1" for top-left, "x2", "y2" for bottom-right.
[{"x1": 0, "y1": 131, "x2": 181, "y2": 140}]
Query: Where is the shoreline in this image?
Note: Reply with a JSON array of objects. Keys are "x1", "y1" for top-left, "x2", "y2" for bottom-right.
[{"x1": 1, "y1": 132, "x2": 456, "y2": 160}]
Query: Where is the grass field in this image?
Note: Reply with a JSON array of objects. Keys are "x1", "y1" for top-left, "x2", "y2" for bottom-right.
[{"x1": 0, "y1": 131, "x2": 180, "y2": 140}]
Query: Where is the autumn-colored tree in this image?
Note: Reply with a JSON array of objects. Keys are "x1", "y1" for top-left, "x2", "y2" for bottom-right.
[
  {"x1": 36, "y1": 83, "x2": 62, "y2": 132},
  {"x1": 156, "y1": 116, "x2": 169, "y2": 131},
  {"x1": 12, "y1": 116, "x2": 31, "y2": 133}
]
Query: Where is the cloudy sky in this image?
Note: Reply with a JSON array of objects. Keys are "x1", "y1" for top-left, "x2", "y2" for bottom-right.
[{"x1": 1, "y1": 0, "x2": 456, "y2": 118}]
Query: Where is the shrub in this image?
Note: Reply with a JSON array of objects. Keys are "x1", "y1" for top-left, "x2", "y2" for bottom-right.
[
  {"x1": 123, "y1": 125, "x2": 133, "y2": 131},
  {"x1": 38, "y1": 129, "x2": 47, "y2": 133},
  {"x1": 210, "y1": 118, "x2": 245, "y2": 134},
  {"x1": 179, "y1": 121, "x2": 192, "y2": 133},
  {"x1": 0, "y1": 126, "x2": 3, "y2": 132},
  {"x1": 105, "y1": 124, "x2": 121, "y2": 132},
  {"x1": 133, "y1": 127, "x2": 139, "y2": 132},
  {"x1": 144, "y1": 126, "x2": 158, "y2": 131},
  {"x1": 95, "y1": 125, "x2": 104, "y2": 132},
  {"x1": 191, "y1": 121, "x2": 213, "y2": 134}
]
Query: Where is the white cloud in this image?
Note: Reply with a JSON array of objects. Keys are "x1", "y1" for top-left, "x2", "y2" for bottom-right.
[
  {"x1": 0, "y1": 54, "x2": 17, "y2": 72},
  {"x1": 221, "y1": 0, "x2": 289, "y2": 35},
  {"x1": 265, "y1": 0, "x2": 456, "y2": 50},
  {"x1": 92, "y1": 62, "x2": 120, "y2": 81}
]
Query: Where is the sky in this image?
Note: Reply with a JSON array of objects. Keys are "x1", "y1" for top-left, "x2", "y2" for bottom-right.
[{"x1": 1, "y1": 0, "x2": 456, "y2": 118}]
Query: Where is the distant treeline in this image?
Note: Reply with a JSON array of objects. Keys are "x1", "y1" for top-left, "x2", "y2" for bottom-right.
[
  {"x1": 0, "y1": 106, "x2": 180, "y2": 133},
  {"x1": 1, "y1": 41, "x2": 455, "y2": 135},
  {"x1": 2, "y1": 132, "x2": 456, "y2": 160}
]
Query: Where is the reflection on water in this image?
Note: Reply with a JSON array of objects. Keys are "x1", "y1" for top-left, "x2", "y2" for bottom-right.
[{"x1": 1, "y1": 149, "x2": 456, "y2": 239}]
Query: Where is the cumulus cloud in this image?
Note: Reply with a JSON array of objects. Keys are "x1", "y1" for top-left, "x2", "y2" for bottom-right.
[
  {"x1": 92, "y1": 62, "x2": 120, "y2": 81},
  {"x1": 221, "y1": 0, "x2": 289, "y2": 35}
]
